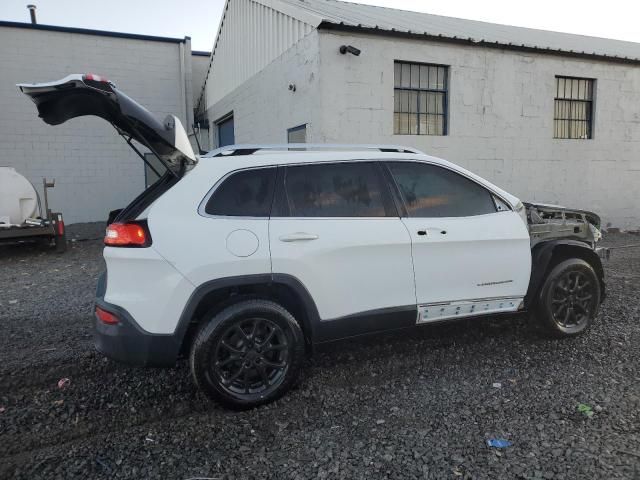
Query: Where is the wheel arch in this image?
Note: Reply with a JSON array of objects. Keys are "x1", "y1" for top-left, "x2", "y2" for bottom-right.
[
  {"x1": 525, "y1": 240, "x2": 605, "y2": 308},
  {"x1": 176, "y1": 274, "x2": 320, "y2": 356}
]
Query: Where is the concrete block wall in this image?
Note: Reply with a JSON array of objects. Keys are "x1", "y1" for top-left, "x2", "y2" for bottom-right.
[
  {"x1": 207, "y1": 31, "x2": 321, "y2": 146},
  {"x1": 0, "y1": 26, "x2": 190, "y2": 223},
  {"x1": 316, "y1": 31, "x2": 640, "y2": 228}
]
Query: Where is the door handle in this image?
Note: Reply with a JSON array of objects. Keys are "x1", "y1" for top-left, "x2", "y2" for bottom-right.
[
  {"x1": 417, "y1": 229, "x2": 447, "y2": 236},
  {"x1": 279, "y1": 232, "x2": 319, "y2": 242}
]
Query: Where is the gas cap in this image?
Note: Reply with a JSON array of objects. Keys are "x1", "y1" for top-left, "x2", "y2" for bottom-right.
[{"x1": 226, "y1": 229, "x2": 259, "y2": 257}]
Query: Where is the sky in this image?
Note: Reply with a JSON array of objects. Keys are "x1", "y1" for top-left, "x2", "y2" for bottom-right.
[{"x1": 1, "y1": 0, "x2": 639, "y2": 52}]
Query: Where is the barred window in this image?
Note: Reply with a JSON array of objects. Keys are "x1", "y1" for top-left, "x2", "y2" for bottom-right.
[
  {"x1": 554, "y1": 76, "x2": 594, "y2": 139},
  {"x1": 394, "y1": 61, "x2": 448, "y2": 136}
]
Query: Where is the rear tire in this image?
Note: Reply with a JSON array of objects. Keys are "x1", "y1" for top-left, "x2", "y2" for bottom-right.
[
  {"x1": 190, "y1": 299, "x2": 305, "y2": 409},
  {"x1": 534, "y1": 258, "x2": 601, "y2": 337}
]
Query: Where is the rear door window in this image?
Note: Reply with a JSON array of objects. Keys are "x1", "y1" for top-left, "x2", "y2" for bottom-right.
[
  {"x1": 205, "y1": 167, "x2": 276, "y2": 217},
  {"x1": 387, "y1": 162, "x2": 497, "y2": 217},
  {"x1": 282, "y1": 162, "x2": 393, "y2": 217}
]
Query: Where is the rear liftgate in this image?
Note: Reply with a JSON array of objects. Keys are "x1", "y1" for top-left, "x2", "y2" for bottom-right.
[{"x1": 18, "y1": 74, "x2": 198, "y2": 221}]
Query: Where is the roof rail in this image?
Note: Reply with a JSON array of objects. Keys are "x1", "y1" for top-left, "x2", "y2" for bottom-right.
[{"x1": 207, "y1": 144, "x2": 425, "y2": 157}]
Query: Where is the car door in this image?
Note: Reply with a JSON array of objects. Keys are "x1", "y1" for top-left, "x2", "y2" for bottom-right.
[
  {"x1": 386, "y1": 161, "x2": 532, "y2": 323},
  {"x1": 269, "y1": 161, "x2": 416, "y2": 341}
]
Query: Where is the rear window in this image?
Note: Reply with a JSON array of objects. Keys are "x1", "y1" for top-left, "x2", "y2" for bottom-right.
[
  {"x1": 205, "y1": 167, "x2": 276, "y2": 217},
  {"x1": 114, "y1": 171, "x2": 179, "y2": 223},
  {"x1": 283, "y1": 162, "x2": 391, "y2": 217}
]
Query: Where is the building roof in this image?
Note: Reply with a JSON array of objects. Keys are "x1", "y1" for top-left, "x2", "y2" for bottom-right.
[
  {"x1": 278, "y1": 0, "x2": 640, "y2": 63},
  {"x1": 0, "y1": 21, "x2": 189, "y2": 44}
]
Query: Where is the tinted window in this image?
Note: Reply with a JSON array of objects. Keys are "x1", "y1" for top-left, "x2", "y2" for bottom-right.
[
  {"x1": 284, "y1": 162, "x2": 390, "y2": 217},
  {"x1": 388, "y1": 162, "x2": 496, "y2": 217},
  {"x1": 205, "y1": 168, "x2": 275, "y2": 216}
]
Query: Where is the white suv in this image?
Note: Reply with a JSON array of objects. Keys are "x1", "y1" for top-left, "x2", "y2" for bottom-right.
[{"x1": 20, "y1": 75, "x2": 605, "y2": 409}]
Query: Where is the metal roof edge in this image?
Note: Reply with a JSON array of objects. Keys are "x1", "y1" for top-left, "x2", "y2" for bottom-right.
[
  {"x1": 253, "y1": 0, "x2": 324, "y2": 27},
  {"x1": 318, "y1": 22, "x2": 640, "y2": 66},
  {"x1": 197, "y1": 0, "x2": 324, "y2": 115},
  {"x1": 0, "y1": 21, "x2": 188, "y2": 44},
  {"x1": 192, "y1": 50, "x2": 211, "y2": 57}
]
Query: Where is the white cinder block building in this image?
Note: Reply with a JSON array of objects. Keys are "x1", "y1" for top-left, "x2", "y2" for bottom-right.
[
  {"x1": 200, "y1": 0, "x2": 640, "y2": 228},
  {"x1": 0, "y1": 21, "x2": 208, "y2": 223}
]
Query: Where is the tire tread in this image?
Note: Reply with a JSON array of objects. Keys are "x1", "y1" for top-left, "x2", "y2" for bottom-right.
[
  {"x1": 534, "y1": 257, "x2": 601, "y2": 338},
  {"x1": 190, "y1": 299, "x2": 304, "y2": 409}
]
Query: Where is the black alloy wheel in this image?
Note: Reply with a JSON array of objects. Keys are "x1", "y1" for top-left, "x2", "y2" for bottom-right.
[
  {"x1": 549, "y1": 270, "x2": 597, "y2": 329},
  {"x1": 190, "y1": 299, "x2": 305, "y2": 409},
  {"x1": 536, "y1": 258, "x2": 601, "y2": 337},
  {"x1": 213, "y1": 317, "x2": 289, "y2": 397}
]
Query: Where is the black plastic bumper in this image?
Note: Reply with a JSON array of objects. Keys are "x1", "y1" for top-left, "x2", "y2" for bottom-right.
[{"x1": 94, "y1": 272, "x2": 181, "y2": 367}]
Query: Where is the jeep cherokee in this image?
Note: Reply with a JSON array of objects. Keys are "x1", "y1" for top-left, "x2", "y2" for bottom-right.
[{"x1": 20, "y1": 75, "x2": 605, "y2": 409}]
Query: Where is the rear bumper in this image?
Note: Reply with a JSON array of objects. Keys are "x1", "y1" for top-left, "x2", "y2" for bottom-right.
[{"x1": 94, "y1": 272, "x2": 181, "y2": 367}]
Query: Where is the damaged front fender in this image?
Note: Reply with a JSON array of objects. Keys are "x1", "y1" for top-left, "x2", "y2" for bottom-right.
[{"x1": 525, "y1": 202, "x2": 602, "y2": 248}]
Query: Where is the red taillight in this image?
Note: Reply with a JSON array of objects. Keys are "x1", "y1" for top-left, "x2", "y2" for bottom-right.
[
  {"x1": 96, "y1": 306, "x2": 119, "y2": 325},
  {"x1": 104, "y1": 222, "x2": 150, "y2": 247},
  {"x1": 83, "y1": 73, "x2": 109, "y2": 83}
]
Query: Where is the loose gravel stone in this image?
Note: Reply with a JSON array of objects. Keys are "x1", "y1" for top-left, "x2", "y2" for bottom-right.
[{"x1": 0, "y1": 225, "x2": 639, "y2": 479}]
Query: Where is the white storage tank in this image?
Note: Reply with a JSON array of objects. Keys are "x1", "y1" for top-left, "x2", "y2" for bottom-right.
[{"x1": 0, "y1": 167, "x2": 39, "y2": 226}]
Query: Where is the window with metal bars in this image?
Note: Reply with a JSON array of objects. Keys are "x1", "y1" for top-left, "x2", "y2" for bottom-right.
[
  {"x1": 394, "y1": 61, "x2": 448, "y2": 136},
  {"x1": 554, "y1": 76, "x2": 594, "y2": 139}
]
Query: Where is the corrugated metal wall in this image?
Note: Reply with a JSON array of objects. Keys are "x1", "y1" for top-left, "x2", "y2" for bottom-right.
[{"x1": 205, "y1": 0, "x2": 314, "y2": 111}]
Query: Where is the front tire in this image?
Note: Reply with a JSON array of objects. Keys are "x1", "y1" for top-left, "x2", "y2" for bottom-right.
[
  {"x1": 534, "y1": 258, "x2": 601, "y2": 337},
  {"x1": 190, "y1": 299, "x2": 305, "y2": 409}
]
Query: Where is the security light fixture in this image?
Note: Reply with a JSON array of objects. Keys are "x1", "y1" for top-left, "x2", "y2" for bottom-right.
[{"x1": 339, "y1": 45, "x2": 361, "y2": 56}]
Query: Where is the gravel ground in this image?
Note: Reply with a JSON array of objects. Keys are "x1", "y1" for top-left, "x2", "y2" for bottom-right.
[{"x1": 0, "y1": 224, "x2": 638, "y2": 480}]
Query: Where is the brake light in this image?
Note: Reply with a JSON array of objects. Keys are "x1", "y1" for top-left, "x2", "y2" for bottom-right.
[
  {"x1": 83, "y1": 73, "x2": 115, "y2": 93},
  {"x1": 96, "y1": 306, "x2": 119, "y2": 325},
  {"x1": 104, "y1": 222, "x2": 151, "y2": 247},
  {"x1": 83, "y1": 73, "x2": 110, "y2": 83}
]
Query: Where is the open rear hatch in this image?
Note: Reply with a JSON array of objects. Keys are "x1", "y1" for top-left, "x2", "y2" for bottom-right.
[
  {"x1": 18, "y1": 74, "x2": 196, "y2": 177},
  {"x1": 18, "y1": 74, "x2": 197, "y2": 221}
]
